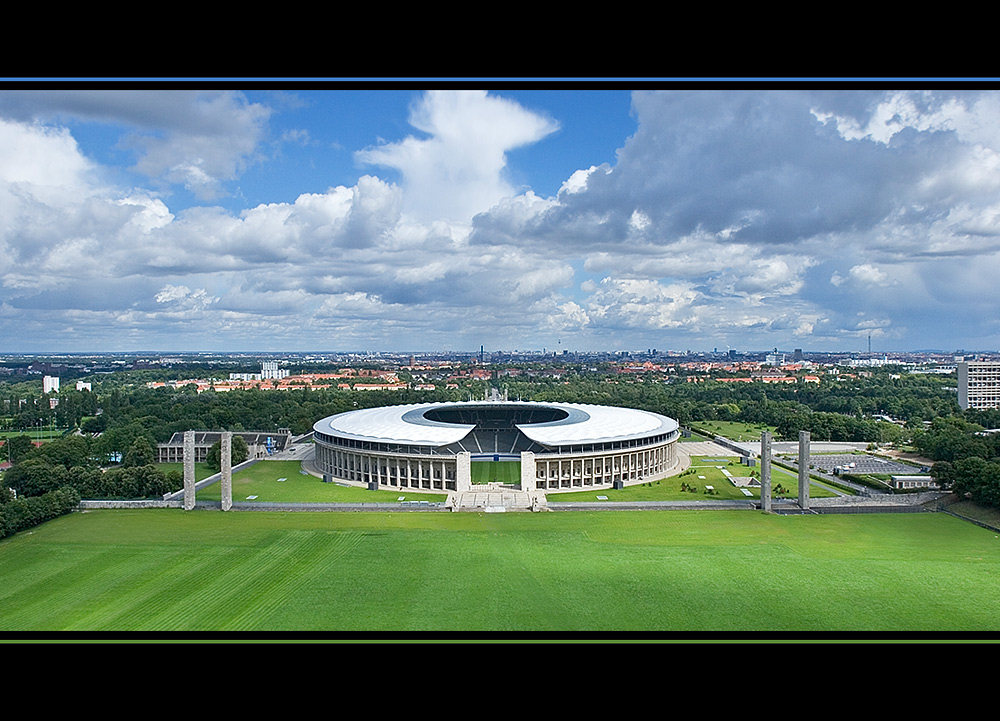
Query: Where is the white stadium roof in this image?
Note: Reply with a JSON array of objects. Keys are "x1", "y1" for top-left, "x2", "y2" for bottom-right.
[{"x1": 314, "y1": 401, "x2": 678, "y2": 448}]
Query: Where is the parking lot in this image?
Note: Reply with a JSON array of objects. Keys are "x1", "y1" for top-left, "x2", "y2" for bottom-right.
[{"x1": 806, "y1": 454, "x2": 925, "y2": 475}]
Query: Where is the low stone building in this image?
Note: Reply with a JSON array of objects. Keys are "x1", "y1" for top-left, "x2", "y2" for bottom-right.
[{"x1": 157, "y1": 429, "x2": 292, "y2": 463}]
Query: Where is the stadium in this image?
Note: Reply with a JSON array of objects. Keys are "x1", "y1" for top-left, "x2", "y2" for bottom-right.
[{"x1": 312, "y1": 401, "x2": 680, "y2": 493}]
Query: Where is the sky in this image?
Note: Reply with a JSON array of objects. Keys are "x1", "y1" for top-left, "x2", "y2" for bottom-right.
[{"x1": 1, "y1": 84, "x2": 999, "y2": 354}]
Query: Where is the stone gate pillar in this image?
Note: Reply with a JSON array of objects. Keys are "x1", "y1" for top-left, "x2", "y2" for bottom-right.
[
  {"x1": 221, "y1": 431, "x2": 233, "y2": 511},
  {"x1": 455, "y1": 451, "x2": 471, "y2": 493},
  {"x1": 183, "y1": 430, "x2": 195, "y2": 511},
  {"x1": 798, "y1": 430, "x2": 811, "y2": 510},
  {"x1": 520, "y1": 451, "x2": 536, "y2": 492},
  {"x1": 760, "y1": 431, "x2": 772, "y2": 512}
]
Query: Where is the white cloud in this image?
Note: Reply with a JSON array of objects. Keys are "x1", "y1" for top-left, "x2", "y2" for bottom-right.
[
  {"x1": 5, "y1": 89, "x2": 1000, "y2": 352},
  {"x1": 0, "y1": 118, "x2": 95, "y2": 189},
  {"x1": 0, "y1": 90, "x2": 271, "y2": 201},
  {"x1": 356, "y1": 90, "x2": 558, "y2": 224},
  {"x1": 848, "y1": 263, "x2": 889, "y2": 285},
  {"x1": 830, "y1": 263, "x2": 891, "y2": 288},
  {"x1": 560, "y1": 165, "x2": 610, "y2": 195}
]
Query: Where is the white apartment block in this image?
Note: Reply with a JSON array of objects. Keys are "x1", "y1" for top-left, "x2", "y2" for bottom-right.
[
  {"x1": 43, "y1": 375, "x2": 60, "y2": 393},
  {"x1": 261, "y1": 361, "x2": 289, "y2": 380},
  {"x1": 228, "y1": 362, "x2": 290, "y2": 383},
  {"x1": 958, "y1": 361, "x2": 1000, "y2": 410}
]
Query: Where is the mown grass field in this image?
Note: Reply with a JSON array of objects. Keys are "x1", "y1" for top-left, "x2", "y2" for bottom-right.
[
  {"x1": 1, "y1": 508, "x2": 998, "y2": 632},
  {"x1": 0, "y1": 428, "x2": 69, "y2": 443},
  {"x1": 547, "y1": 456, "x2": 838, "y2": 502},
  {"x1": 194, "y1": 460, "x2": 447, "y2": 503},
  {"x1": 470, "y1": 460, "x2": 521, "y2": 485},
  {"x1": 690, "y1": 421, "x2": 778, "y2": 442}
]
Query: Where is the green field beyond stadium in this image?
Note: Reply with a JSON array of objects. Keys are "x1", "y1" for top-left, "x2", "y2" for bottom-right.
[
  {"x1": 547, "y1": 456, "x2": 841, "y2": 502},
  {"x1": 470, "y1": 460, "x2": 520, "y2": 485},
  {"x1": 194, "y1": 460, "x2": 448, "y2": 503},
  {"x1": 2, "y1": 509, "x2": 999, "y2": 632}
]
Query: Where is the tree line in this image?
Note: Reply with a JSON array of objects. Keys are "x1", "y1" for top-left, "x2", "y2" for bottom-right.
[
  {"x1": 918, "y1": 413, "x2": 1000, "y2": 509},
  {"x1": 0, "y1": 365, "x2": 979, "y2": 516}
]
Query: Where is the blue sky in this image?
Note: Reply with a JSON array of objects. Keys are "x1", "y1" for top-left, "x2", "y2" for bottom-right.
[{"x1": 1, "y1": 85, "x2": 998, "y2": 354}]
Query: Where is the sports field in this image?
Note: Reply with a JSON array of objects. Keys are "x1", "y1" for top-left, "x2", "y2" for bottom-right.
[
  {"x1": 1, "y1": 508, "x2": 998, "y2": 633},
  {"x1": 691, "y1": 421, "x2": 777, "y2": 442},
  {"x1": 470, "y1": 460, "x2": 520, "y2": 485}
]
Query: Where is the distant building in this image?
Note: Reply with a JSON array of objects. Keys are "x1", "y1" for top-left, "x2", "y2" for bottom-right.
[
  {"x1": 156, "y1": 429, "x2": 293, "y2": 463},
  {"x1": 261, "y1": 361, "x2": 289, "y2": 380},
  {"x1": 76, "y1": 381, "x2": 92, "y2": 391},
  {"x1": 43, "y1": 376, "x2": 59, "y2": 393},
  {"x1": 888, "y1": 475, "x2": 939, "y2": 490},
  {"x1": 228, "y1": 361, "x2": 290, "y2": 383},
  {"x1": 958, "y1": 361, "x2": 1000, "y2": 410}
]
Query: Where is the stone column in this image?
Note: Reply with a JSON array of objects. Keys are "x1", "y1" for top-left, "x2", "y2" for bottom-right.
[
  {"x1": 455, "y1": 451, "x2": 471, "y2": 493},
  {"x1": 798, "y1": 430, "x2": 811, "y2": 510},
  {"x1": 520, "y1": 451, "x2": 536, "y2": 492},
  {"x1": 760, "y1": 431, "x2": 772, "y2": 512},
  {"x1": 221, "y1": 431, "x2": 233, "y2": 511},
  {"x1": 183, "y1": 430, "x2": 195, "y2": 511}
]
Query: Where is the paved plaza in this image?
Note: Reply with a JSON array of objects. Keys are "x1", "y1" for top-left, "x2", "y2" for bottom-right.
[
  {"x1": 807, "y1": 453, "x2": 925, "y2": 475},
  {"x1": 677, "y1": 440, "x2": 741, "y2": 456}
]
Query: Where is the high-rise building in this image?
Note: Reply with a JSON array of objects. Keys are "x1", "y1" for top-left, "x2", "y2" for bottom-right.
[
  {"x1": 958, "y1": 361, "x2": 1000, "y2": 410},
  {"x1": 43, "y1": 376, "x2": 59, "y2": 393},
  {"x1": 261, "y1": 361, "x2": 289, "y2": 380}
]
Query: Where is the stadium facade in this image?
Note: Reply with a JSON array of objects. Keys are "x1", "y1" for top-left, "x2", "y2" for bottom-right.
[{"x1": 312, "y1": 401, "x2": 680, "y2": 493}]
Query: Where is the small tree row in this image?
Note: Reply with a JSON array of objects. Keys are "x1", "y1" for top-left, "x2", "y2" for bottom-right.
[{"x1": 0, "y1": 486, "x2": 80, "y2": 539}]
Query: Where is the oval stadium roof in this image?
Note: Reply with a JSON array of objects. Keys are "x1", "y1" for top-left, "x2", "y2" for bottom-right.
[{"x1": 314, "y1": 401, "x2": 678, "y2": 448}]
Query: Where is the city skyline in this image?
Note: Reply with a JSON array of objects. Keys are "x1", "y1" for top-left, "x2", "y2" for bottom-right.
[{"x1": 2, "y1": 85, "x2": 999, "y2": 353}]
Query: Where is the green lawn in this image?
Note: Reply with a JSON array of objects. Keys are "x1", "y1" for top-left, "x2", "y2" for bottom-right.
[
  {"x1": 0, "y1": 428, "x2": 69, "y2": 443},
  {"x1": 547, "y1": 455, "x2": 838, "y2": 502},
  {"x1": 195, "y1": 460, "x2": 447, "y2": 503},
  {"x1": 1, "y1": 509, "x2": 998, "y2": 632},
  {"x1": 691, "y1": 421, "x2": 778, "y2": 442},
  {"x1": 470, "y1": 460, "x2": 521, "y2": 485},
  {"x1": 679, "y1": 430, "x2": 712, "y2": 442}
]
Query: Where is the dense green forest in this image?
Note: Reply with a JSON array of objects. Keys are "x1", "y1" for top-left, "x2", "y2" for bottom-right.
[{"x1": 2, "y1": 367, "x2": 960, "y2": 450}]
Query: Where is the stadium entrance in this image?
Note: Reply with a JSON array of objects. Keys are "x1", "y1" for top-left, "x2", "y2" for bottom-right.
[{"x1": 470, "y1": 458, "x2": 522, "y2": 488}]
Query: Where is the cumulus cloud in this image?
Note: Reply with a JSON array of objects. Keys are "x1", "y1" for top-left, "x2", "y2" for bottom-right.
[
  {"x1": 154, "y1": 284, "x2": 216, "y2": 310},
  {"x1": 0, "y1": 90, "x2": 271, "y2": 200},
  {"x1": 830, "y1": 264, "x2": 890, "y2": 287},
  {"x1": 4, "y1": 88, "x2": 1000, "y2": 351},
  {"x1": 356, "y1": 90, "x2": 558, "y2": 224}
]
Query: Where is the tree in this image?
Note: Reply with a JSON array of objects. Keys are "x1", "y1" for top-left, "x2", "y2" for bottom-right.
[
  {"x1": 205, "y1": 434, "x2": 249, "y2": 472},
  {"x1": 4, "y1": 458, "x2": 68, "y2": 497},
  {"x1": 930, "y1": 460, "x2": 956, "y2": 489},
  {"x1": 123, "y1": 435, "x2": 155, "y2": 468},
  {"x1": 4, "y1": 435, "x2": 34, "y2": 465},
  {"x1": 32, "y1": 435, "x2": 92, "y2": 469}
]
